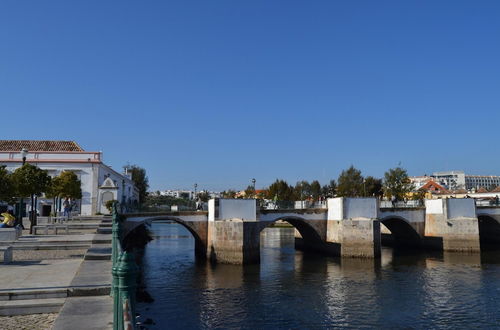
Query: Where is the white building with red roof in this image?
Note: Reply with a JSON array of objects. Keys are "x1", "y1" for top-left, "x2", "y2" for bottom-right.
[{"x1": 0, "y1": 140, "x2": 138, "y2": 215}]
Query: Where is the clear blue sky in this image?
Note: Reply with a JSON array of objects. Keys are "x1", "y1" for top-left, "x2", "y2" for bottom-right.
[{"x1": 1, "y1": 1, "x2": 499, "y2": 191}]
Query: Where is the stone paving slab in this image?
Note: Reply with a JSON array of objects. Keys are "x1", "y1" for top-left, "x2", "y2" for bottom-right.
[
  {"x1": 0, "y1": 259, "x2": 83, "y2": 292},
  {"x1": 15, "y1": 233, "x2": 97, "y2": 243},
  {"x1": 52, "y1": 296, "x2": 113, "y2": 330},
  {"x1": 84, "y1": 244, "x2": 112, "y2": 260},
  {"x1": 68, "y1": 259, "x2": 112, "y2": 295},
  {"x1": 0, "y1": 298, "x2": 66, "y2": 316}
]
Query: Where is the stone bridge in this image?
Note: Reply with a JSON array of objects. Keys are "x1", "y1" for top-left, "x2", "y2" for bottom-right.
[{"x1": 123, "y1": 197, "x2": 500, "y2": 264}]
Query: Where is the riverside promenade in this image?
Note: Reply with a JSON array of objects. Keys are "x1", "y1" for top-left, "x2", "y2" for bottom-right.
[{"x1": 0, "y1": 216, "x2": 113, "y2": 330}]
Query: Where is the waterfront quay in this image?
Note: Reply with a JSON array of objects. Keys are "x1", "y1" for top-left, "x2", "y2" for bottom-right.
[{"x1": 0, "y1": 216, "x2": 113, "y2": 330}]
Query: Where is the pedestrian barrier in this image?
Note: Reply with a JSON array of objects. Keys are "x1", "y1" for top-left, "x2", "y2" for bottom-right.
[{"x1": 111, "y1": 202, "x2": 138, "y2": 330}]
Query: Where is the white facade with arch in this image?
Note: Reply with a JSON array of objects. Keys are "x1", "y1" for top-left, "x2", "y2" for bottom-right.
[{"x1": 0, "y1": 140, "x2": 139, "y2": 215}]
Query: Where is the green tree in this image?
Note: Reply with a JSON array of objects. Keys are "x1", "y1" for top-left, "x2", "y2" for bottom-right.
[
  {"x1": 310, "y1": 180, "x2": 321, "y2": 201},
  {"x1": 337, "y1": 166, "x2": 364, "y2": 197},
  {"x1": 51, "y1": 171, "x2": 82, "y2": 199},
  {"x1": 294, "y1": 181, "x2": 311, "y2": 201},
  {"x1": 197, "y1": 191, "x2": 210, "y2": 203},
  {"x1": 0, "y1": 165, "x2": 14, "y2": 203},
  {"x1": 11, "y1": 164, "x2": 51, "y2": 233},
  {"x1": 364, "y1": 176, "x2": 383, "y2": 197},
  {"x1": 383, "y1": 167, "x2": 415, "y2": 200},
  {"x1": 128, "y1": 165, "x2": 149, "y2": 205},
  {"x1": 47, "y1": 171, "x2": 83, "y2": 215},
  {"x1": 321, "y1": 180, "x2": 337, "y2": 198},
  {"x1": 267, "y1": 179, "x2": 295, "y2": 201},
  {"x1": 221, "y1": 190, "x2": 237, "y2": 198},
  {"x1": 244, "y1": 185, "x2": 256, "y2": 198}
]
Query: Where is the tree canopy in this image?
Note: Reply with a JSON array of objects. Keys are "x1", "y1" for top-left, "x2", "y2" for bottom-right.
[
  {"x1": 128, "y1": 165, "x2": 149, "y2": 204},
  {"x1": 0, "y1": 165, "x2": 13, "y2": 203},
  {"x1": 267, "y1": 179, "x2": 295, "y2": 201},
  {"x1": 11, "y1": 164, "x2": 51, "y2": 198},
  {"x1": 221, "y1": 190, "x2": 237, "y2": 198},
  {"x1": 47, "y1": 171, "x2": 82, "y2": 199},
  {"x1": 197, "y1": 191, "x2": 210, "y2": 202},
  {"x1": 383, "y1": 167, "x2": 415, "y2": 200},
  {"x1": 336, "y1": 166, "x2": 364, "y2": 197},
  {"x1": 310, "y1": 180, "x2": 321, "y2": 201},
  {"x1": 364, "y1": 176, "x2": 383, "y2": 197},
  {"x1": 321, "y1": 180, "x2": 337, "y2": 198},
  {"x1": 294, "y1": 181, "x2": 311, "y2": 200},
  {"x1": 244, "y1": 185, "x2": 256, "y2": 198}
]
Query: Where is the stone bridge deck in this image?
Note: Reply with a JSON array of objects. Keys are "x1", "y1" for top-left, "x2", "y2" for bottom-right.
[{"x1": 119, "y1": 198, "x2": 500, "y2": 264}]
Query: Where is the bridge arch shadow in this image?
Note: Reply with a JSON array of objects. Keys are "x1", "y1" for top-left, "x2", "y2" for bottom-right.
[
  {"x1": 477, "y1": 214, "x2": 500, "y2": 249},
  {"x1": 135, "y1": 216, "x2": 207, "y2": 258},
  {"x1": 379, "y1": 216, "x2": 422, "y2": 248},
  {"x1": 258, "y1": 216, "x2": 331, "y2": 254}
]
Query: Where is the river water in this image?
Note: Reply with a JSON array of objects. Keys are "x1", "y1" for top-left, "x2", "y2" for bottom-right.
[{"x1": 136, "y1": 222, "x2": 500, "y2": 329}]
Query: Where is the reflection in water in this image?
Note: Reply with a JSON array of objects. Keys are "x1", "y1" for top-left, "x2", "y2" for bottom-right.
[{"x1": 137, "y1": 223, "x2": 500, "y2": 329}]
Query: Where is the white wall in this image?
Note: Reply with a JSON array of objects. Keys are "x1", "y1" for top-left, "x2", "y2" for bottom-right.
[
  {"x1": 210, "y1": 199, "x2": 257, "y2": 221},
  {"x1": 425, "y1": 199, "x2": 443, "y2": 214},
  {"x1": 344, "y1": 198, "x2": 378, "y2": 220},
  {"x1": 0, "y1": 160, "x2": 137, "y2": 216},
  {"x1": 327, "y1": 198, "x2": 343, "y2": 221},
  {"x1": 447, "y1": 198, "x2": 476, "y2": 219}
]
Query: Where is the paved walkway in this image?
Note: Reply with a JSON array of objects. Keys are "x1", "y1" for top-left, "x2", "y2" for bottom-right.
[
  {"x1": 0, "y1": 259, "x2": 82, "y2": 292},
  {"x1": 52, "y1": 296, "x2": 113, "y2": 330},
  {"x1": 0, "y1": 219, "x2": 113, "y2": 329}
]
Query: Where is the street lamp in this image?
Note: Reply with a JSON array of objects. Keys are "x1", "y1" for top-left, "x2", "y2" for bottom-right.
[
  {"x1": 194, "y1": 183, "x2": 198, "y2": 200},
  {"x1": 17, "y1": 148, "x2": 28, "y2": 227}
]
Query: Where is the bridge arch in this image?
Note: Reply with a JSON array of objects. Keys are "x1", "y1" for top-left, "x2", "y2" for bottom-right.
[
  {"x1": 379, "y1": 216, "x2": 421, "y2": 247},
  {"x1": 477, "y1": 214, "x2": 500, "y2": 247},
  {"x1": 128, "y1": 216, "x2": 208, "y2": 258},
  {"x1": 259, "y1": 216, "x2": 325, "y2": 252}
]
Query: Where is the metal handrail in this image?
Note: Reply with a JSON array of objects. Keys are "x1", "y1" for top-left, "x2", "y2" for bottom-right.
[{"x1": 111, "y1": 202, "x2": 139, "y2": 330}]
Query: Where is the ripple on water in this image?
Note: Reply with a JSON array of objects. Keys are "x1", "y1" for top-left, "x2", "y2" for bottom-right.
[{"x1": 137, "y1": 223, "x2": 500, "y2": 329}]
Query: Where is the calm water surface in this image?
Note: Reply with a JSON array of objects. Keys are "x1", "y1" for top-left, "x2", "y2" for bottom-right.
[{"x1": 137, "y1": 222, "x2": 500, "y2": 329}]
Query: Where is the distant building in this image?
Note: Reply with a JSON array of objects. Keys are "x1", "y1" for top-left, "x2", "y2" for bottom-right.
[
  {"x1": 160, "y1": 190, "x2": 194, "y2": 199},
  {"x1": 411, "y1": 171, "x2": 500, "y2": 191},
  {"x1": 0, "y1": 140, "x2": 138, "y2": 215},
  {"x1": 410, "y1": 176, "x2": 434, "y2": 190},
  {"x1": 159, "y1": 189, "x2": 221, "y2": 199},
  {"x1": 419, "y1": 180, "x2": 448, "y2": 195},
  {"x1": 430, "y1": 171, "x2": 466, "y2": 190}
]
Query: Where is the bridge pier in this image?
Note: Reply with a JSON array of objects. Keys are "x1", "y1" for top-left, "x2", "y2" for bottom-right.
[
  {"x1": 326, "y1": 198, "x2": 381, "y2": 258},
  {"x1": 206, "y1": 199, "x2": 263, "y2": 264},
  {"x1": 207, "y1": 220, "x2": 262, "y2": 264},
  {"x1": 424, "y1": 199, "x2": 480, "y2": 252}
]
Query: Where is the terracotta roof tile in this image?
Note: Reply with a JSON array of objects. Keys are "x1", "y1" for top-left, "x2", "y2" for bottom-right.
[
  {"x1": 420, "y1": 180, "x2": 449, "y2": 194},
  {"x1": 0, "y1": 140, "x2": 83, "y2": 152}
]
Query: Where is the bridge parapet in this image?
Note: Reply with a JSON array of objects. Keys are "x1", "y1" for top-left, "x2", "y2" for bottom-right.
[{"x1": 258, "y1": 209, "x2": 327, "y2": 222}]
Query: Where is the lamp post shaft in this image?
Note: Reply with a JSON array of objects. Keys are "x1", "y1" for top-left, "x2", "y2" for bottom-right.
[{"x1": 17, "y1": 154, "x2": 27, "y2": 227}]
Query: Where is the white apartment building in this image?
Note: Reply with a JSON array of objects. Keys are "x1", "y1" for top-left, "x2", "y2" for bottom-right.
[
  {"x1": 431, "y1": 171, "x2": 466, "y2": 190},
  {"x1": 160, "y1": 190, "x2": 194, "y2": 199},
  {"x1": 0, "y1": 140, "x2": 139, "y2": 215},
  {"x1": 426, "y1": 171, "x2": 500, "y2": 191},
  {"x1": 159, "y1": 189, "x2": 221, "y2": 199}
]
